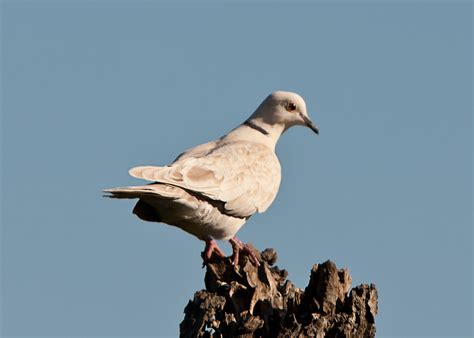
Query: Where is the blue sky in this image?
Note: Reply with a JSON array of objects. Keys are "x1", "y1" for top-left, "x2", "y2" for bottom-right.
[{"x1": 1, "y1": 1, "x2": 472, "y2": 337}]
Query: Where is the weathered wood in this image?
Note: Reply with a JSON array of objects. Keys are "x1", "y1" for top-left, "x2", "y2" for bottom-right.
[{"x1": 180, "y1": 248, "x2": 377, "y2": 337}]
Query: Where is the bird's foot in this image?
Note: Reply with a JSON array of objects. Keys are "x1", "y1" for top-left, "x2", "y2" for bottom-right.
[
  {"x1": 229, "y1": 237, "x2": 260, "y2": 267},
  {"x1": 202, "y1": 239, "x2": 226, "y2": 266}
]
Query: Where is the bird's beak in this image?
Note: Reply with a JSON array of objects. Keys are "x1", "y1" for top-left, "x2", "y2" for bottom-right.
[{"x1": 301, "y1": 114, "x2": 319, "y2": 134}]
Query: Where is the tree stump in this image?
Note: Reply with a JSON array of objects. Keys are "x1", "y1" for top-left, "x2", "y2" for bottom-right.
[{"x1": 180, "y1": 248, "x2": 378, "y2": 337}]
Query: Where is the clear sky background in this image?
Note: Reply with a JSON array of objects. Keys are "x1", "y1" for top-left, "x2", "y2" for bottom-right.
[{"x1": 1, "y1": 1, "x2": 472, "y2": 337}]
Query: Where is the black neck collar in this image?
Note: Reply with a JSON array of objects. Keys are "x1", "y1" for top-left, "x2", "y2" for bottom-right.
[{"x1": 243, "y1": 120, "x2": 269, "y2": 136}]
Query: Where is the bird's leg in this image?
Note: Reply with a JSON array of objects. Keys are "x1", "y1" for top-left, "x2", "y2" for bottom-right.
[
  {"x1": 229, "y1": 237, "x2": 260, "y2": 266},
  {"x1": 229, "y1": 237, "x2": 244, "y2": 266},
  {"x1": 202, "y1": 238, "x2": 226, "y2": 263}
]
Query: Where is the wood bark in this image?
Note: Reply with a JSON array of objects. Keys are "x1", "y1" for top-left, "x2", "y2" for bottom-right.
[{"x1": 180, "y1": 248, "x2": 378, "y2": 337}]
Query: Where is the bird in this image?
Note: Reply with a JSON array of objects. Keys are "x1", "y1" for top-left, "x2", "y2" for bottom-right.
[{"x1": 104, "y1": 91, "x2": 319, "y2": 266}]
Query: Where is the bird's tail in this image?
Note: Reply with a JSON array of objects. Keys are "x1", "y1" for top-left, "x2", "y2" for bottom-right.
[
  {"x1": 103, "y1": 183, "x2": 196, "y2": 224},
  {"x1": 102, "y1": 183, "x2": 185, "y2": 200}
]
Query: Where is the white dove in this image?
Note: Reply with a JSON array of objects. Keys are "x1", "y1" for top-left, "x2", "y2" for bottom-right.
[{"x1": 104, "y1": 91, "x2": 318, "y2": 266}]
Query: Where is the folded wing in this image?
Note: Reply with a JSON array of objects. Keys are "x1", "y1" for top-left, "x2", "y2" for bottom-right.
[{"x1": 129, "y1": 141, "x2": 281, "y2": 218}]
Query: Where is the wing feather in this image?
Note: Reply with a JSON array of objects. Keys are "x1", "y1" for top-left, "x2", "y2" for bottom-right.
[{"x1": 128, "y1": 141, "x2": 281, "y2": 218}]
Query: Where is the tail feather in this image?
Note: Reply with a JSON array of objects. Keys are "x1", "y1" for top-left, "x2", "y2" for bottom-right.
[
  {"x1": 103, "y1": 186, "x2": 158, "y2": 199},
  {"x1": 103, "y1": 183, "x2": 196, "y2": 225},
  {"x1": 102, "y1": 183, "x2": 187, "y2": 200}
]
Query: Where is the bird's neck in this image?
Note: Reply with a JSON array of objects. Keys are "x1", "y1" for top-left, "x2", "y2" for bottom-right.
[
  {"x1": 246, "y1": 116, "x2": 286, "y2": 140},
  {"x1": 226, "y1": 117, "x2": 285, "y2": 150}
]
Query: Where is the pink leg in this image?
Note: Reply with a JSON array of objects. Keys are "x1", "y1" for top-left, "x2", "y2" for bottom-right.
[
  {"x1": 229, "y1": 237, "x2": 243, "y2": 266},
  {"x1": 229, "y1": 237, "x2": 260, "y2": 266},
  {"x1": 203, "y1": 238, "x2": 226, "y2": 262}
]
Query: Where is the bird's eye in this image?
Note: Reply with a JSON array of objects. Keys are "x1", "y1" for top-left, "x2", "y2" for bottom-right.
[{"x1": 286, "y1": 102, "x2": 297, "y2": 112}]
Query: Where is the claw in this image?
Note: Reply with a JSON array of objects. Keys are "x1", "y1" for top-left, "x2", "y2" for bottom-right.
[
  {"x1": 229, "y1": 237, "x2": 243, "y2": 266},
  {"x1": 229, "y1": 237, "x2": 260, "y2": 266},
  {"x1": 202, "y1": 239, "x2": 226, "y2": 265}
]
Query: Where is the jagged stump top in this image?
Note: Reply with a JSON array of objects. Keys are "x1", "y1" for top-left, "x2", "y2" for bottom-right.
[{"x1": 180, "y1": 248, "x2": 378, "y2": 337}]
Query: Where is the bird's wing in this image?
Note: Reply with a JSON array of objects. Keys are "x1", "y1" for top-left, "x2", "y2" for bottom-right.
[
  {"x1": 129, "y1": 141, "x2": 281, "y2": 218},
  {"x1": 172, "y1": 140, "x2": 219, "y2": 162}
]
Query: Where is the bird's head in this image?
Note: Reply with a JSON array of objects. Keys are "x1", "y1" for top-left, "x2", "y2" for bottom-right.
[{"x1": 252, "y1": 91, "x2": 319, "y2": 135}]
